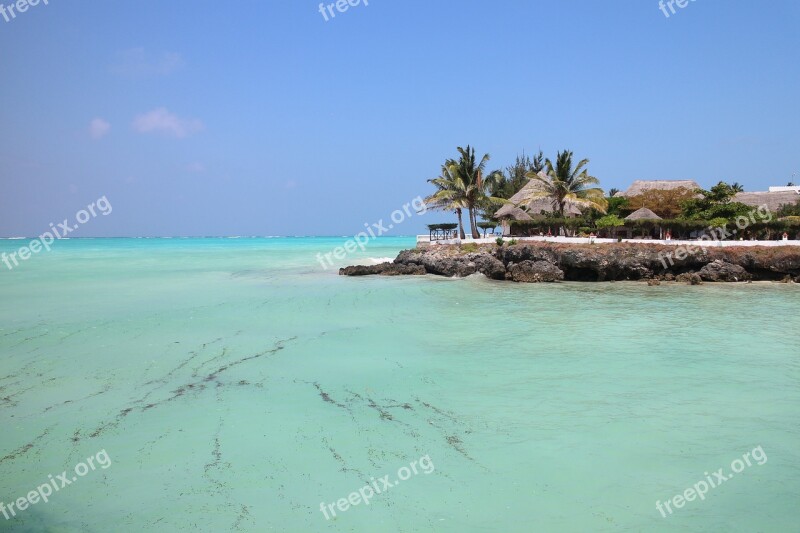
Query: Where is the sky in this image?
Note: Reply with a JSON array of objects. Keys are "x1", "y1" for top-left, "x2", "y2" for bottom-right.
[{"x1": 0, "y1": 0, "x2": 798, "y2": 237}]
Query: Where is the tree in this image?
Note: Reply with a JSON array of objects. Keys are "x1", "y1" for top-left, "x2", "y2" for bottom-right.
[
  {"x1": 425, "y1": 163, "x2": 469, "y2": 239},
  {"x1": 489, "y1": 154, "x2": 535, "y2": 201},
  {"x1": 426, "y1": 148, "x2": 507, "y2": 240},
  {"x1": 680, "y1": 181, "x2": 752, "y2": 220},
  {"x1": 486, "y1": 150, "x2": 547, "y2": 218},
  {"x1": 608, "y1": 188, "x2": 620, "y2": 197},
  {"x1": 596, "y1": 214, "x2": 625, "y2": 230},
  {"x1": 605, "y1": 196, "x2": 630, "y2": 217},
  {"x1": 626, "y1": 187, "x2": 697, "y2": 219},
  {"x1": 730, "y1": 182, "x2": 745, "y2": 193},
  {"x1": 450, "y1": 146, "x2": 506, "y2": 239},
  {"x1": 777, "y1": 199, "x2": 800, "y2": 217},
  {"x1": 519, "y1": 150, "x2": 608, "y2": 218},
  {"x1": 531, "y1": 150, "x2": 545, "y2": 174}
]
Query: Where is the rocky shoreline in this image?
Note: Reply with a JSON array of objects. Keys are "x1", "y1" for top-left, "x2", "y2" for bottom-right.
[{"x1": 339, "y1": 243, "x2": 800, "y2": 283}]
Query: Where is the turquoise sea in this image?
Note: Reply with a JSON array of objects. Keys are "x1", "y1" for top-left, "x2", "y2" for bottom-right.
[{"x1": 1, "y1": 237, "x2": 799, "y2": 532}]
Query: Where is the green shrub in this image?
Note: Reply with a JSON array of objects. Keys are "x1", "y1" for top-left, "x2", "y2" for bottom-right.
[
  {"x1": 495, "y1": 237, "x2": 505, "y2": 246},
  {"x1": 596, "y1": 214, "x2": 625, "y2": 229}
]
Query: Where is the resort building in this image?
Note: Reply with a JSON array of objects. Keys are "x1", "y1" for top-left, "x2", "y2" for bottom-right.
[
  {"x1": 615, "y1": 180, "x2": 799, "y2": 213},
  {"x1": 494, "y1": 171, "x2": 583, "y2": 234},
  {"x1": 735, "y1": 189, "x2": 800, "y2": 211},
  {"x1": 617, "y1": 207, "x2": 664, "y2": 239},
  {"x1": 769, "y1": 185, "x2": 800, "y2": 193},
  {"x1": 495, "y1": 172, "x2": 584, "y2": 220},
  {"x1": 614, "y1": 180, "x2": 701, "y2": 198},
  {"x1": 487, "y1": 175, "x2": 799, "y2": 239}
]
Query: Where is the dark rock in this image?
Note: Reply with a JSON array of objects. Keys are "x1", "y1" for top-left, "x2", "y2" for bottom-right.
[
  {"x1": 764, "y1": 252, "x2": 800, "y2": 277},
  {"x1": 540, "y1": 245, "x2": 655, "y2": 281},
  {"x1": 392, "y1": 248, "x2": 504, "y2": 278},
  {"x1": 468, "y1": 253, "x2": 506, "y2": 280},
  {"x1": 508, "y1": 260, "x2": 564, "y2": 283},
  {"x1": 676, "y1": 272, "x2": 703, "y2": 285},
  {"x1": 395, "y1": 249, "x2": 473, "y2": 277},
  {"x1": 698, "y1": 260, "x2": 751, "y2": 282},
  {"x1": 435, "y1": 257, "x2": 477, "y2": 277},
  {"x1": 339, "y1": 263, "x2": 425, "y2": 277},
  {"x1": 345, "y1": 242, "x2": 800, "y2": 283},
  {"x1": 501, "y1": 245, "x2": 559, "y2": 266}
]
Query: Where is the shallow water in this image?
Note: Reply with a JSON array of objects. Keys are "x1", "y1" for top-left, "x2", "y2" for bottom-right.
[{"x1": 1, "y1": 238, "x2": 799, "y2": 532}]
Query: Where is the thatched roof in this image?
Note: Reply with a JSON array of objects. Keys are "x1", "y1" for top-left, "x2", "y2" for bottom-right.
[
  {"x1": 625, "y1": 207, "x2": 662, "y2": 221},
  {"x1": 734, "y1": 191, "x2": 800, "y2": 212},
  {"x1": 495, "y1": 171, "x2": 584, "y2": 219},
  {"x1": 616, "y1": 180, "x2": 701, "y2": 198},
  {"x1": 495, "y1": 206, "x2": 533, "y2": 221}
]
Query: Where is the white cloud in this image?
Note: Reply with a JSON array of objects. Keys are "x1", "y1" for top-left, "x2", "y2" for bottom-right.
[
  {"x1": 111, "y1": 48, "x2": 183, "y2": 78},
  {"x1": 132, "y1": 108, "x2": 204, "y2": 139},
  {"x1": 89, "y1": 118, "x2": 111, "y2": 139}
]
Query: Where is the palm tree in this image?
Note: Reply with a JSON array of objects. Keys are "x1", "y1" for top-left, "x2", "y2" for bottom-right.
[
  {"x1": 531, "y1": 150, "x2": 545, "y2": 174},
  {"x1": 426, "y1": 163, "x2": 468, "y2": 239},
  {"x1": 731, "y1": 182, "x2": 745, "y2": 193},
  {"x1": 519, "y1": 150, "x2": 608, "y2": 219},
  {"x1": 450, "y1": 146, "x2": 506, "y2": 239},
  {"x1": 609, "y1": 188, "x2": 620, "y2": 197}
]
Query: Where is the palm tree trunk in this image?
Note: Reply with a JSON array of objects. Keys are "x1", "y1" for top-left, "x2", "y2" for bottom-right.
[
  {"x1": 558, "y1": 200, "x2": 577, "y2": 237},
  {"x1": 456, "y1": 209, "x2": 466, "y2": 240},
  {"x1": 468, "y1": 208, "x2": 480, "y2": 239}
]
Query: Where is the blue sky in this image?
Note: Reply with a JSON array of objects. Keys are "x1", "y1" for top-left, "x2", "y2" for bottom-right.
[{"x1": 1, "y1": 0, "x2": 798, "y2": 237}]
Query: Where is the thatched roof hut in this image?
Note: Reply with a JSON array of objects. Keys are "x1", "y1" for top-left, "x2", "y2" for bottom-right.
[
  {"x1": 734, "y1": 191, "x2": 800, "y2": 212},
  {"x1": 495, "y1": 171, "x2": 584, "y2": 219},
  {"x1": 616, "y1": 180, "x2": 701, "y2": 198},
  {"x1": 625, "y1": 207, "x2": 663, "y2": 221},
  {"x1": 496, "y1": 206, "x2": 533, "y2": 221}
]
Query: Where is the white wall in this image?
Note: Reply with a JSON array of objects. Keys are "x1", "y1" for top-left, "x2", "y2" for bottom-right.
[{"x1": 416, "y1": 235, "x2": 800, "y2": 247}]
